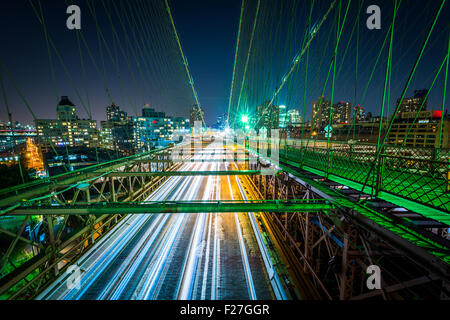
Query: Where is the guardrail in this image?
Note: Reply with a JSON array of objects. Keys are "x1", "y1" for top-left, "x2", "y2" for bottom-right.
[{"x1": 278, "y1": 142, "x2": 450, "y2": 212}]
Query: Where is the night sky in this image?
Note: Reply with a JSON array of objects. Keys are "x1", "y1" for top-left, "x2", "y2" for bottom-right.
[{"x1": 0, "y1": 0, "x2": 449, "y2": 126}]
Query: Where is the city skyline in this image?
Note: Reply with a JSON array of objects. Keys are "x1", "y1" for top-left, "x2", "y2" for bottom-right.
[{"x1": 0, "y1": 1, "x2": 449, "y2": 127}]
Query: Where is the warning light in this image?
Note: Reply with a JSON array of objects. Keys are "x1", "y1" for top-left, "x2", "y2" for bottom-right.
[{"x1": 432, "y1": 110, "x2": 442, "y2": 118}]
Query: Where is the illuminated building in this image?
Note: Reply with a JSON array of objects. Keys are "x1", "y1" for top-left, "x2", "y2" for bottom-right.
[
  {"x1": 329, "y1": 122, "x2": 381, "y2": 143},
  {"x1": 100, "y1": 104, "x2": 189, "y2": 154},
  {"x1": 172, "y1": 117, "x2": 190, "y2": 132},
  {"x1": 106, "y1": 103, "x2": 128, "y2": 121},
  {"x1": 287, "y1": 109, "x2": 302, "y2": 127},
  {"x1": 396, "y1": 89, "x2": 428, "y2": 113},
  {"x1": 100, "y1": 120, "x2": 134, "y2": 155},
  {"x1": 190, "y1": 103, "x2": 204, "y2": 127},
  {"x1": 278, "y1": 105, "x2": 288, "y2": 128},
  {"x1": 354, "y1": 105, "x2": 366, "y2": 122},
  {"x1": 0, "y1": 121, "x2": 36, "y2": 152},
  {"x1": 256, "y1": 101, "x2": 279, "y2": 130},
  {"x1": 388, "y1": 110, "x2": 449, "y2": 148},
  {"x1": 311, "y1": 96, "x2": 331, "y2": 130},
  {"x1": 100, "y1": 104, "x2": 134, "y2": 155},
  {"x1": 0, "y1": 151, "x2": 19, "y2": 166},
  {"x1": 133, "y1": 106, "x2": 183, "y2": 151},
  {"x1": 332, "y1": 101, "x2": 352, "y2": 124},
  {"x1": 35, "y1": 96, "x2": 99, "y2": 152}
]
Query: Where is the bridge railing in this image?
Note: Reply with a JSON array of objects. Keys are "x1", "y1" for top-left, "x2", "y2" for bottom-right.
[
  {"x1": 278, "y1": 140, "x2": 450, "y2": 212},
  {"x1": 381, "y1": 146, "x2": 450, "y2": 211}
]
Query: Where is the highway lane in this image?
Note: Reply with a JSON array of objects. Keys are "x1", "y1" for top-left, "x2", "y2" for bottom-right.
[{"x1": 37, "y1": 143, "x2": 278, "y2": 300}]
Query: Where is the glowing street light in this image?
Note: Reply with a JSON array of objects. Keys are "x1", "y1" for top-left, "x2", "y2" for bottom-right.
[{"x1": 241, "y1": 115, "x2": 249, "y2": 124}]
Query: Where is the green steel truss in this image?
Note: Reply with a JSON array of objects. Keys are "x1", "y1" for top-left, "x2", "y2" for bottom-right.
[
  {"x1": 100, "y1": 170, "x2": 275, "y2": 177},
  {"x1": 247, "y1": 143, "x2": 450, "y2": 270},
  {"x1": 11, "y1": 199, "x2": 334, "y2": 215}
]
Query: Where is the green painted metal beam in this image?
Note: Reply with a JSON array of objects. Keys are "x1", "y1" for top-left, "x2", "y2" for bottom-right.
[
  {"x1": 133, "y1": 158, "x2": 259, "y2": 163},
  {"x1": 104, "y1": 170, "x2": 275, "y2": 177},
  {"x1": 9, "y1": 200, "x2": 333, "y2": 215},
  {"x1": 158, "y1": 152, "x2": 250, "y2": 155}
]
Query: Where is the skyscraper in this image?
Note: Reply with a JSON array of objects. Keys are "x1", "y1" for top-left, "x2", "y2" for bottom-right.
[
  {"x1": 311, "y1": 96, "x2": 331, "y2": 129},
  {"x1": 101, "y1": 104, "x2": 133, "y2": 155},
  {"x1": 332, "y1": 101, "x2": 352, "y2": 124},
  {"x1": 354, "y1": 105, "x2": 366, "y2": 122},
  {"x1": 287, "y1": 109, "x2": 302, "y2": 127},
  {"x1": 279, "y1": 105, "x2": 288, "y2": 128},
  {"x1": 256, "y1": 101, "x2": 279, "y2": 130},
  {"x1": 190, "y1": 103, "x2": 204, "y2": 127}
]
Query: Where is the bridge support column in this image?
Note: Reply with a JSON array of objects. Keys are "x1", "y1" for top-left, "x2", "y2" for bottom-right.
[
  {"x1": 110, "y1": 177, "x2": 117, "y2": 202},
  {"x1": 304, "y1": 212, "x2": 314, "y2": 273},
  {"x1": 272, "y1": 174, "x2": 278, "y2": 200},
  {"x1": 339, "y1": 223, "x2": 358, "y2": 300},
  {"x1": 44, "y1": 215, "x2": 60, "y2": 277},
  {"x1": 263, "y1": 174, "x2": 268, "y2": 199},
  {"x1": 257, "y1": 162, "x2": 262, "y2": 191},
  {"x1": 128, "y1": 177, "x2": 133, "y2": 200}
]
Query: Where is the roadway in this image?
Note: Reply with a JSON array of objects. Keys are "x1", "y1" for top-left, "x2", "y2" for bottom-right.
[{"x1": 37, "y1": 142, "x2": 280, "y2": 300}]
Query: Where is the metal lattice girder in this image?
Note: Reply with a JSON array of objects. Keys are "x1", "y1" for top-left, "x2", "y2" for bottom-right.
[
  {"x1": 9, "y1": 199, "x2": 334, "y2": 215},
  {"x1": 102, "y1": 170, "x2": 277, "y2": 177},
  {"x1": 159, "y1": 152, "x2": 250, "y2": 155},
  {"x1": 133, "y1": 158, "x2": 259, "y2": 163},
  {"x1": 0, "y1": 213, "x2": 120, "y2": 298},
  {"x1": 246, "y1": 146, "x2": 450, "y2": 276},
  {"x1": 0, "y1": 148, "x2": 172, "y2": 207}
]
